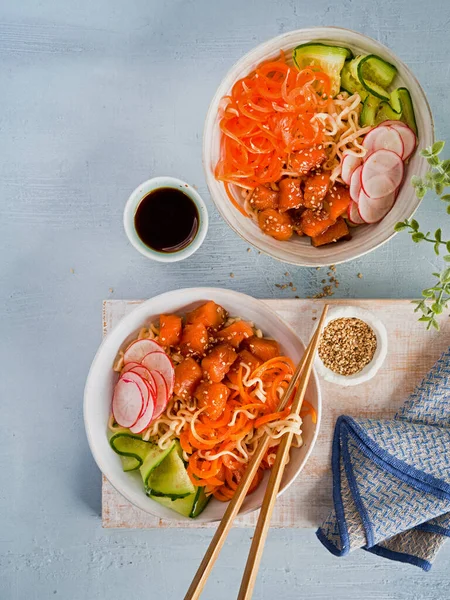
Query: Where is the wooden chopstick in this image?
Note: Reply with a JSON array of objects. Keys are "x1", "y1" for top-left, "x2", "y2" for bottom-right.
[
  {"x1": 184, "y1": 305, "x2": 328, "y2": 600},
  {"x1": 237, "y1": 304, "x2": 329, "y2": 600}
]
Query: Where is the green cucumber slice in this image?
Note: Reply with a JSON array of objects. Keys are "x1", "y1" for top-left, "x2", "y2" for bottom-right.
[
  {"x1": 360, "y1": 94, "x2": 381, "y2": 127},
  {"x1": 374, "y1": 100, "x2": 402, "y2": 126},
  {"x1": 139, "y1": 441, "x2": 176, "y2": 487},
  {"x1": 357, "y1": 55, "x2": 397, "y2": 89},
  {"x1": 391, "y1": 88, "x2": 418, "y2": 135},
  {"x1": 190, "y1": 487, "x2": 210, "y2": 518},
  {"x1": 109, "y1": 432, "x2": 154, "y2": 472},
  {"x1": 147, "y1": 442, "x2": 195, "y2": 499},
  {"x1": 149, "y1": 486, "x2": 211, "y2": 518},
  {"x1": 340, "y1": 63, "x2": 368, "y2": 99},
  {"x1": 293, "y1": 42, "x2": 353, "y2": 97}
]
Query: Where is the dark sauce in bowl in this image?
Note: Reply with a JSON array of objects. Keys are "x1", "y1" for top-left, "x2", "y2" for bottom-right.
[{"x1": 134, "y1": 187, "x2": 199, "y2": 253}]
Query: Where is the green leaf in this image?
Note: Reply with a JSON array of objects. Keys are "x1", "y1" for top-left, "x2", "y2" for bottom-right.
[
  {"x1": 432, "y1": 141, "x2": 445, "y2": 155},
  {"x1": 420, "y1": 148, "x2": 432, "y2": 158},
  {"x1": 434, "y1": 242, "x2": 441, "y2": 255},
  {"x1": 422, "y1": 288, "x2": 435, "y2": 298},
  {"x1": 433, "y1": 172, "x2": 446, "y2": 183},
  {"x1": 441, "y1": 267, "x2": 450, "y2": 283},
  {"x1": 441, "y1": 194, "x2": 450, "y2": 201},
  {"x1": 412, "y1": 232, "x2": 425, "y2": 243},
  {"x1": 431, "y1": 319, "x2": 440, "y2": 331},
  {"x1": 409, "y1": 219, "x2": 419, "y2": 231},
  {"x1": 444, "y1": 255, "x2": 450, "y2": 263},
  {"x1": 431, "y1": 303, "x2": 443, "y2": 315},
  {"x1": 435, "y1": 229, "x2": 442, "y2": 241},
  {"x1": 428, "y1": 155, "x2": 440, "y2": 167},
  {"x1": 411, "y1": 175, "x2": 422, "y2": 187},
  {"x1": 418, "y1": 315, "x2": 431, "y2": 322},
  {"x1": 394, "y1": 222, "x2": 408, "y2": 232},
  {"x1": 447, "y1": 205, "x2": 450, "y2": 215},
  {"x1": 441, "y1": 159, "x2": 450, "y2": 173},
  {"x1": 447, "y1": 242, "x2": 450, "y2": 252},
  {"x1": 417, "y1": 186, "x2": 427, "y2": 199},
  {"x1": 435, "y1": 182, "x2": 444, "y2": 195}
]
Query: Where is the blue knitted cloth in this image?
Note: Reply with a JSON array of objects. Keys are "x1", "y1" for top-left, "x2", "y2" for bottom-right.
[{"x1": 316, "y1": 347, "x2": 450, "y2": 570}]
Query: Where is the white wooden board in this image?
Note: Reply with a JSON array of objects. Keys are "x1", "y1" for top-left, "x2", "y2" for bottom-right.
[{"x1": 101, "y1": 299, "x2": 449, "y2": 529}]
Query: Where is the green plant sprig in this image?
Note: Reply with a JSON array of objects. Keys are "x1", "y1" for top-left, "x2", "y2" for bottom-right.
[{"x1": 395, "y1": 140, "x2": 450, "y2": 330}]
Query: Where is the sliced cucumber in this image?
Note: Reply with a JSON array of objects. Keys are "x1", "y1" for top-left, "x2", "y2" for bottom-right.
[
  {"x1": 392, "y1": 87, "x2": 418, "y2": 135},
  {"x1": 357, "y1": 55, "x2": 397, "y2": 89},
  {"x1": 147, "y1": 442, "x2": 195, "y2": 499},
  {"x1": 190, "y1": 486, "x2": 210, "y2": 518},
  {"x1": 340, "y1": 62, "x2": 368, "y2": 100},
  {"x1": 139, "y1": 441, "x2": 176, "y2": 488},
  {"x1": 293, "y1": 42, "x2": 353, "y2": 97},
  {"x1": 360, "y1": 94, "x2": 381, "y2": 127},
  {"x1": 374, "y1": 100, "x2": 402, "y2": 126},
  {"x1": 149, "y1": 486, "x2": 211, "y2": 518},
  {"x1": 109, "y1": 432, "x2": 154, "y2": 472}
]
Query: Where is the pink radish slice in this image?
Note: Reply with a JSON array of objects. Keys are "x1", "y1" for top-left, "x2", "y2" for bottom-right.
[
  {"x1": 150, "y1": 370, "x2": 169, "y2": 420},
  {"x1": 341, "y1": 153, "x2": 362, "y2": 185},
  {"x1": 129, "y1": 391, "x2": 155, "y2": 434},
  {"x1": 362, "y1": 125, "x2": 404, "y2": 158},
  {"x1": 112, "y1": 379, "x2": 144, "y2": 427},
  {"x1": 350, "y1": 165, "x2": 363, "y2": 203},
  {"x1": 123, "y1": 339, "x2": 162, "y2": 364},
  {"x1": 347, "y1": 201, "x2": 365, "y2": 225},
  {"x1": 128, "y1": 365, "x2": 157, "y2": 395},
  {"x1": 361, "y1": 150, "x2": 404, "y2": 198},
  {"x1": 384, "y1": 122, "x2": 417, "y2": 160},
  {"x1": 121, "y1": 362, "x2": 141, "y2": 375},
  {"x1": 141, "y1": 352, "x2": 175, "y2": 397},
  {"x1": 120, "y1": 372, "x2": 149, "y2": 419},
  {"x1": 358, "y1": 190, "x2": 396, "y2": 223}
]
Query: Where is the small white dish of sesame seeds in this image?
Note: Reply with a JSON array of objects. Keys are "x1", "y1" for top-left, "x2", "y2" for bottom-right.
[{"x1": 315, "y1": 306, "x2": 388, "y2": 387}]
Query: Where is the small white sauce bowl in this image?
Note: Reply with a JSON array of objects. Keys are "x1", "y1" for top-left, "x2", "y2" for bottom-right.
[
  {"x1": 315, "y1": 306, "x2": 388, "y2": 387},
  {"x1": 123, "y1": 176, "x2": 209, "y2": 263}
]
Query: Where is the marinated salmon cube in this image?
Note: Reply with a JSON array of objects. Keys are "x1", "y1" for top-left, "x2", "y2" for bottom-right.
[
  {"x1": 258, "y1": 209, "x2": 293, "y2": 241},
  {"x1": 288, "y1": 208, "x2": 306, "y2": 236},
  {"x1": 174, "y1": 357, "x2": 203, "y2": 399},
  {"x1": 159, "y1": 314, "x2": 182, "y2": 347},
  {"x1": 195, "y1": 382, "x2": 230, "y2": 420},
  {"x1": 242, "y1": 336, "x2": 280, "y2": 362},
  {"x1": 215, "y1": 320, "x2": 254, "y2": 348},
  {"x1": 311, "y1": 217, "x2": 350, "y2": 247},
  {"x1": 303, "y1": 171, "x2": 331, "y2": 209},
  {"x1": 186, "y1": 301, "x2": 228, "y2": 331},
  {"x1": 325, "y1": 184, "x2": 351, "y2": 221},
  {"x1": 227, "y1": 349, "x2": 263, "y2": 384},
  {"x1": 180, "y1": 322, "x2": 209, "y2": 357},
  {"x1": 202, "y1": 343, "x2": 237, "y2": 383},
  {"x1": 300, "y1": 208, "x2": 335, "y2": 238},
  {"x1": 278, "y1": 178, "x2": 303, "y2": 212},
  {"x1": 249, "y1": 185, "x2": 279, "y2": 211},
  {"x1": 290, "y1": 146, "x2": 327, "y2": 175}
]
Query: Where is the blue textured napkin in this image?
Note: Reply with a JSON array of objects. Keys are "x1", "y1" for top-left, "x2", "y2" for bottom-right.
[{"x1": 316, "y1": 347, "x2": 450, "y2": 570}]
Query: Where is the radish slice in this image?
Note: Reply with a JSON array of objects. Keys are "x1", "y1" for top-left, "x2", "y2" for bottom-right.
[
  {"x1": 361, "y1": 150, "x2": 404, "y2": 198},
  {"x1": 358, "y1": 190, "x2": 396, "y2": 223},
  {"x1": 120, "y1": 372, "x2": 149, "y2": 419},
  {"x1": 141, "y1": 352, "x2": 175, "y2": 397},
  {"x1": 362, "y1": 125, "x2": 404, "y2": 158},
  {"x1": 341, "y1": 153, "x2": 362, "y2": 185},
  {"x1": 112, "y1": 379, "x2": 144, "y2": 428},
  {"x1": 123, "y1": 339, "x2": 162, "y2": 364},
  {"x1": 128, "y1": 365, "x2": 157, "y2": 395},
  {"x1": 385, "y1": 122, "x2": 417, "y2": 160},
  {"x1": 121, "y1": 362, "x2": 141, "y2": 376},
  {"x1": 347, "y1": 201, "x2": 365, "y2": 225},
  {"x1": 129, "y1": 390, "x2": 155, "y2": 434},
  {"x1": 150, "y1": 370, "x2": 169, "y2": 420},
  {"x1": 349, "y1": 165, "x2": 363, "y2": 203}
]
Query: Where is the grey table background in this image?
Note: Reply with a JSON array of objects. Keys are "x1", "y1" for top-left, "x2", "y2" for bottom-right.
[{"x1": 2, "y1": 0, "x2": 450, "y2": 598}]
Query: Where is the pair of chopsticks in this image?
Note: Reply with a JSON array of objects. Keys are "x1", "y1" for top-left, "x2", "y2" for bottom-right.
[{"x1": 184, "y1": 305, "x2": 329, "y2": 600}]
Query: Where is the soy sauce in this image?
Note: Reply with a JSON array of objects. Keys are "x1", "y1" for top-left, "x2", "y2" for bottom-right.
[{"x1": 134, "y1": 187, "x2": 199, "y2": 253}]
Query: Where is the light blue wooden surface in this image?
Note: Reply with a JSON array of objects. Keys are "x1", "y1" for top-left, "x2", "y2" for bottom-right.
[{"x1": 1, "y1": 0, "x2": 450, "y2": 598}]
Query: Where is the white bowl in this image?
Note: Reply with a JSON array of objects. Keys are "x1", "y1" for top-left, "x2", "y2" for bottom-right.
[
  {"x1": 203, "y1": 27, "x2": 434, "y2": 267},
  {"x1": 123, "y1": 177, "x2": 209, "y2": 263},
  {"x1": 84, "y1": 288, "x2": 321, "y2": 523}
]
